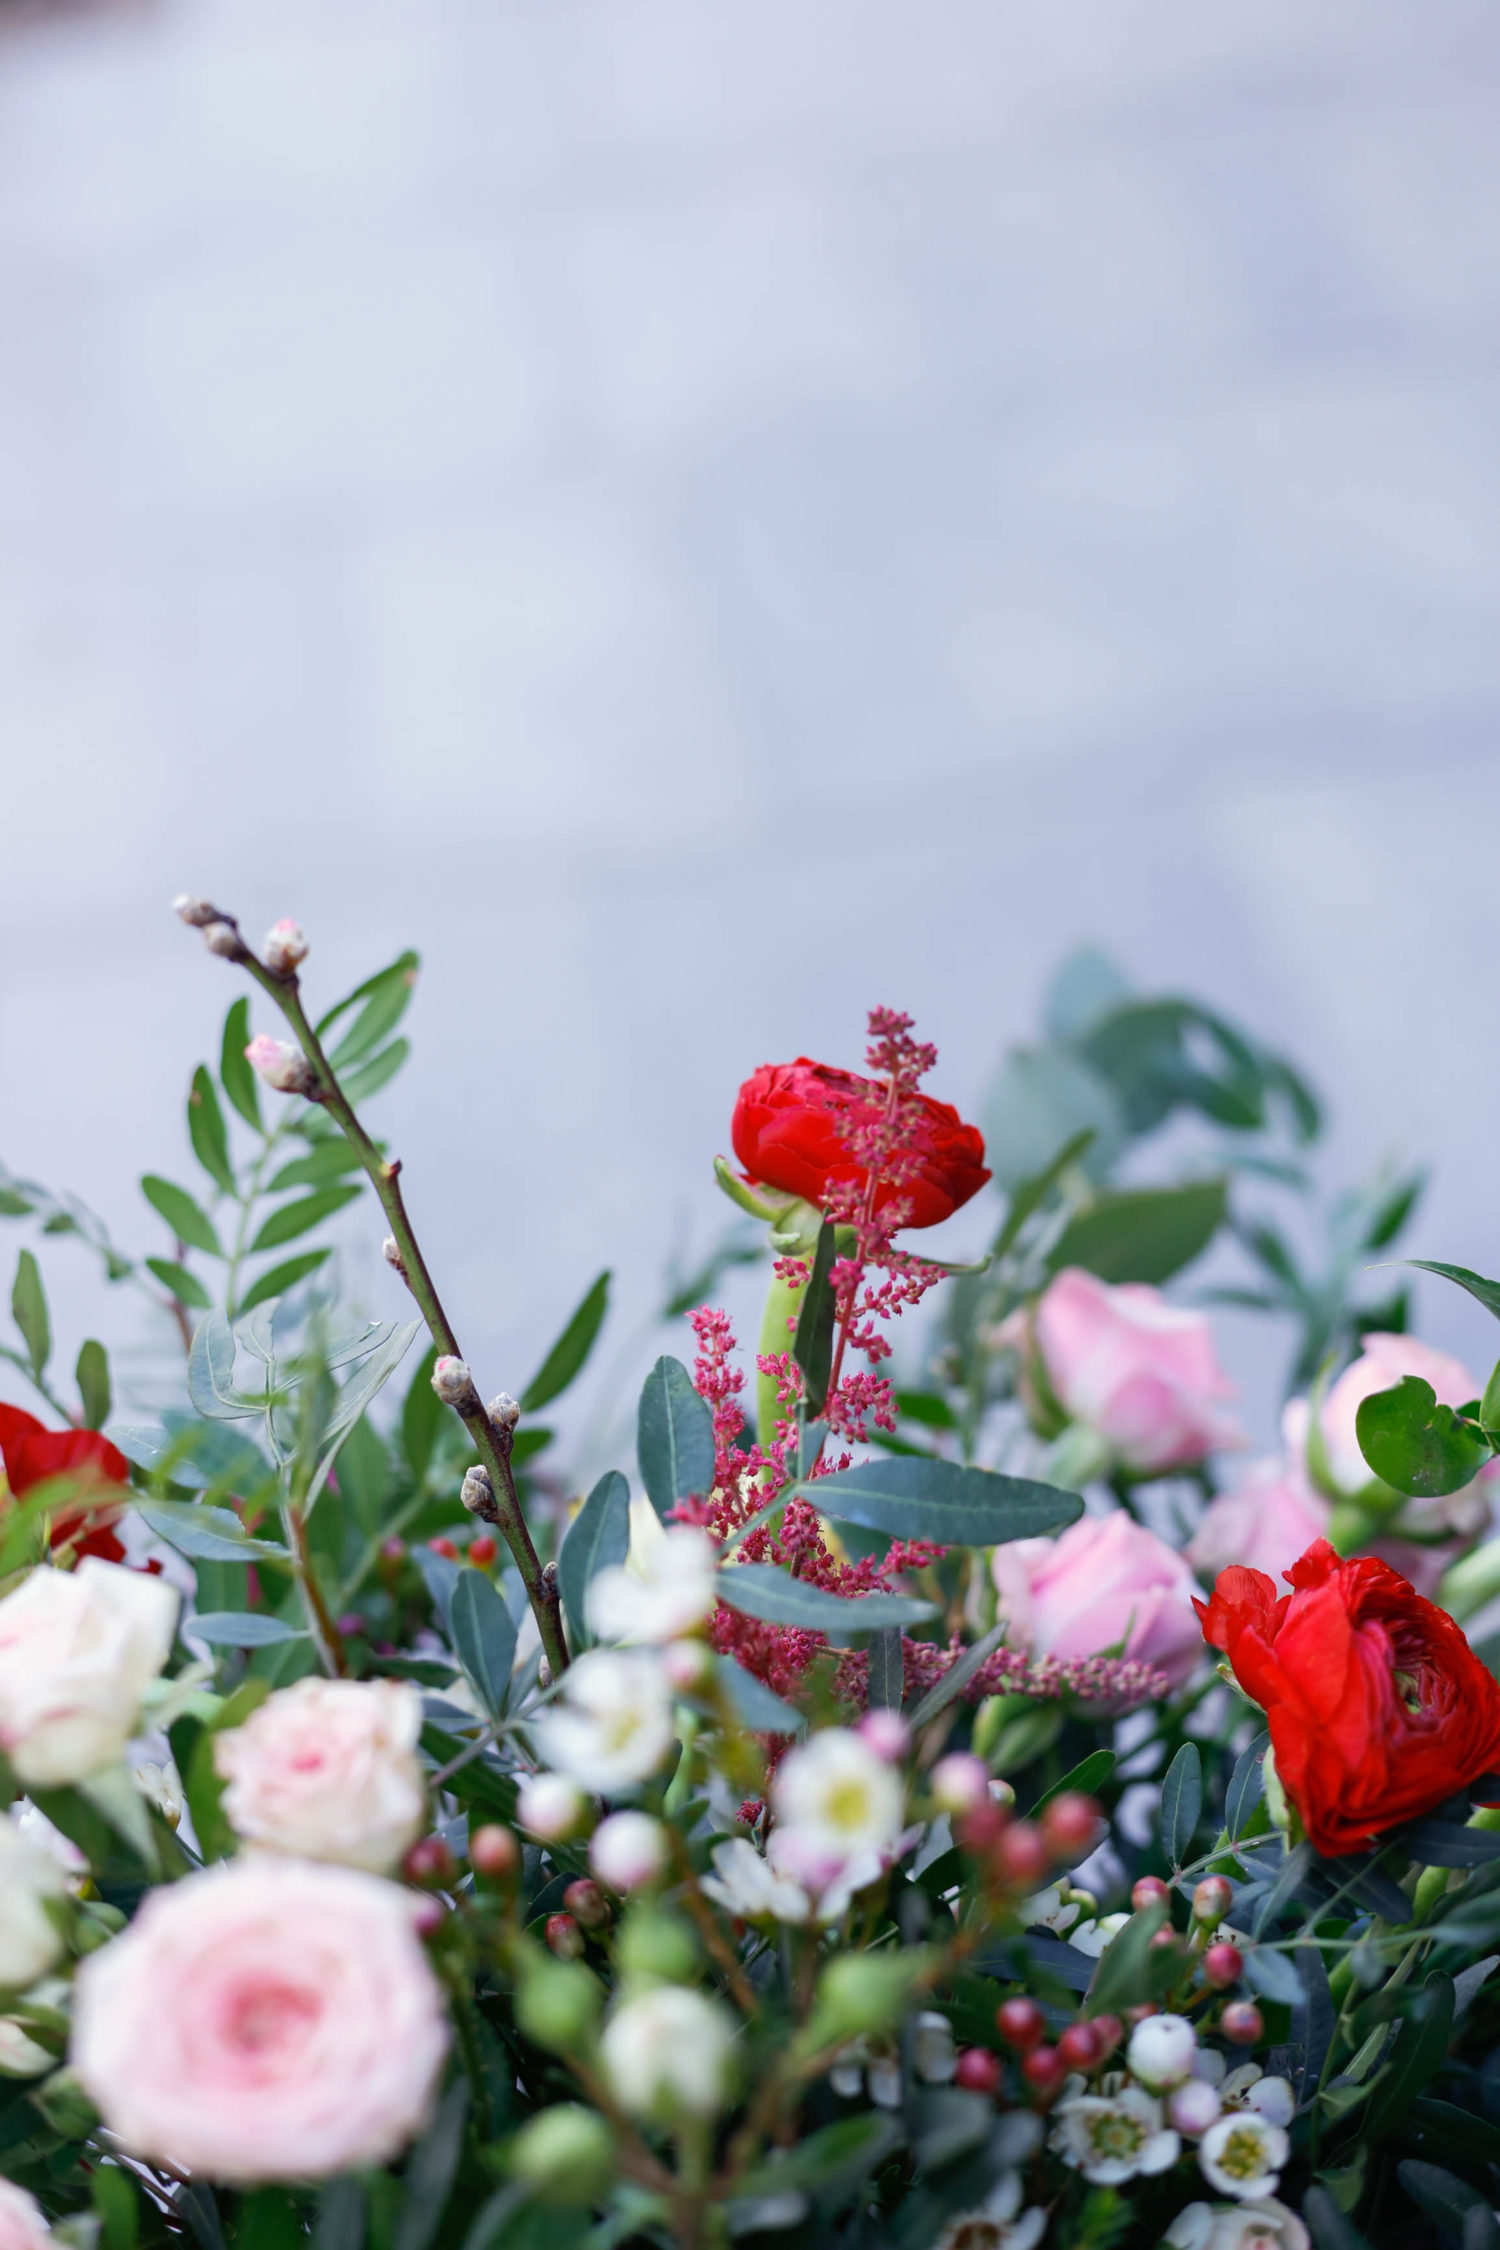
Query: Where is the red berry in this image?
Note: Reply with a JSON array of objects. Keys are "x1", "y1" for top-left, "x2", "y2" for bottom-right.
[
  {"x1": 996, "y1": 1996, "x2": 1046, "y2": 2051},
  {"x1": 995, "y1": 1821, "x2": 1050, "y2": 1886},
  {"x1": 563, "y1": 1878, "x2": 610, "y2": 1929},
  {"x1": 1221, "y1": 2000, "x2": 1263, "y2": 2046},
  {"x1": 545, "y1": 1913, "x2": 584, "y2": 1960},
  {"x1": 1020, "y1": 2044, "x2": 1063, "y2": 2094},
  {"x1": 470, "y1": 1824, "x2": 520, "y2": 1880},
  {"x1": 1192, "y1": 1875, "x2": 1233, "y2": 1924},
  {"x1": 1056, "y1": 2021, "x2": 1101, "y2": 2071},
  {"x1": 956, "y1": 1803, "x2": 1008, "y2": 1856},
  {"x1": 428, "y1": 1537, "x2": 460, "y2": 1562},
  {"x1": 1131, "y1": 1876, "x2": 1170, "y2": 1910},
  {"x1": 468, "y1": 1535, "x2": 499, "y2": 1568},
  {"x1": 1040, "y1": 1793, "x2": 1101, "y2": 1861},
  {"x1": 1202, "y1": 1942, "x2": 1243, "y2": 1989},
  {"x1": 403, "y1": 1834, "x2": 455, "y2": 1887},
  {"x1": 953, "y1": 2048, "x2": 1002, "y2": 2097},
  {"x1": 1090, "y1": 2013, "x2": 1123, "y2": 2059}
]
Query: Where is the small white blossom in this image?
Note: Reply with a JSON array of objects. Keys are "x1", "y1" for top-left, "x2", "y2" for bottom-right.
[
  {"x1": 933, "y1": 2172, "x2": 1047, "y2": 2250},
  {"x1": 1198, "y1": 2112, "x2": 1290, "y2": 2201},
  {"x1": 590, "y1": 1811, "x2": 669, "y2": 1892},
  {"x1": 701, "y1": 1831, "x2": 892, "y2": 1926},
  {"x1": 1168, "y1": 2078, "x2": 1222, "y2": 2136},
  {"x1": 588, "y1": 1509, "x2": 717, "y2": 1645},
  {"x1": 537, "y1": 1649, "x2": 675, "y2": 1793},
  {"x1": 262, "y1": 920, "x2": 309, "y2": 975},
  {"x1": 867, "y1": 2056, "x2": 902, "y2": 2108},
  {"x1": 929, "y1": 1752, "x2": 989, "y2": 1815},
  {"x1": 600, "y1": 1986, "x2": 735, "y2": 2123},
  {"x1": 1067, "y1": 1909, "x2": 1128, "y2": 1958},
  {"x1": 0, "y1": 1819, "x2": 67, "y2": 1990},
  {"x1": 516, "y1": 1773, "x2": 586, "y2": 1841},
  {"x1": 0, "y1": 2017, "x2": 52, "y2": 2078},
  {"x1": 1053, "y1": 2085, "x2": 1180, "y2": 2185},
  {"x1": 771, "y1": 1728, "x2": 905, "y2": 1884},
  {"x1": 244, "y1": 1036, "x2": 315, "y2": 1096},
  {"x1": 1165, "y1": 2200, "x2": 1310, "y2": 2250},
  {"x1": 1022, "y1": 1884, "x2": 1083, "y2": 1936},
  {"x1": 1128, "y1": 2012, "x2": 1198, "y2": 2091},
  {"x1": 913, "y1": 2011, "x2": 957, "y2": 2084}
]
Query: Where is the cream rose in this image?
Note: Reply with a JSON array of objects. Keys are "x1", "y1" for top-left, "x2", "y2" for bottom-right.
[
  {"x1": 71, "y1": 1858, "x2": 449, "y2": 2182},
  {"x1": 214, "y1": 1678, "x2": 426, "y2": 1874},
  {"x1": 0, "y1": 1815, "x2": 68, "y2": 1990},
  {"x1": 0, "y1": 2180, "x2": 52, "y2": 2250},
  {"x1": 0, "y1": 1560, "x2": 178, "y2": 1787}
]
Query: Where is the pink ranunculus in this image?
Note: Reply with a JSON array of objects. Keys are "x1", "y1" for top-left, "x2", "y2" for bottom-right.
[
  {"x1": 0, "y1": 2180, "x2": 52, "y2": 2250},
  {"x1": 1028, "y1": 1268, "x2": 1242, "y2": 1476},
  {"x1": 992, "y1": 1510, "x2": 1205, "y2": 1689},
  {"x1": 1287, "y1": 1333, "x2": 1488, "y2": 1498},
  {"x1": 71, "y1": 1858, "x2": 448, "y2": 2182},
  {"x1": 1186, "y1": 1461, "x2": 1330, "y2": 1589}
]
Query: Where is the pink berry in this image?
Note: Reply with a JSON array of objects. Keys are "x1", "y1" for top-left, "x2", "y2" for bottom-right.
[
  {"x1": 1221, "y1": 2000, "x2": 1263, "y2": 2045},
  {"x1": 995, "y1": 1822, "x2": 1050, "y2": 1886},
  {"x1": 1193, "y1": 1876, "x2": 1233, "y2": 1924},
  {"x1": 953, "y1": 2048, "x2": 1002, "y2": 2097},
  {"x1": 1020, "y1": 2044, "x2": 1063, "y2": 2095},
  {"x1": 1132, "y1": 1876, "x2": 1170, "y2": 1910},
  {"x1": 470, "y1": 1824, "x2": 520, "y2": 1880},
  {"x1": 563, "y1": 1878, "x2": 609, "y2": 1929},
  {"x1": 1041, "y1": 1793, "x2": 1101, "y2": 1860},
  {"x1": 1056, "y1": 2021, "x2": 1101, "y2": 2071},
  {"x1": 1090, "y1": 2013, "x2": 1123, "y2": 2059},
  {"x1": 468, "y1": 1535, "x2": 499, "y2": 1568},
  {"x1": 403, "y1": 1835, "x2": 454, "y2": 1887},
  {"x1": 1202, "y1": 1942, "x2": 1244, "y2": 1989},
  {"x1": 545, "y1": 1913, "x2": 584, "y2": 1960},
  {"x1": 428, "y1": 1536, "x2": 460, "y2": 1562},
  {"x1": 996, "y1": 1996, "x2": 1047, "y2": 2051}
]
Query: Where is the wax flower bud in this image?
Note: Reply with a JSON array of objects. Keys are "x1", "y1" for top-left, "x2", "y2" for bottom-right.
[
  {"x1": 1126, "y1": 2012, "x2": 1197, "y2": 2091},
  {"x1": 995, "y1": 1821, "x2": 1049, "y2": 1886},
  {"x1": 1220, "y1": 2000, "x2": 1264, "y2": 2046},
  {"x1": 563, "y1": 1879, "x2": 610, "y2": 1930},
  {"x1": 515, "y1": 1953, "x2": 602, "y2": 2055},
  {"x1": 517, "y1": 1774, "x2": 587, "y2": 1843},
  {"x1": 858, "y1": 1709, "x2": 911, "y2": 1762},
  {"x1": 930, "y1": 1752, "x2": 990, "y2": 1816},
  {"x1": 244, "y1": 1036, "x2": 317, "y2": 1097},
  {"x1": 507, "y1": 2106, "x2": 614, "y2": 2205},
  {"x1": 1168, "y1": 2077, "x2": 1221, "y2": 2135},
  {"x1": 996, "y1": 1996, "x2": 1046, "y2": 2051},
  {"x1": 1202, "y1": 1942, "x2": 1244, "y2": 1990},
  {"x1": 431, "y1": 1357, "x2": 476, "y2": 1408},
  {"x1": 590, "y1": 1812, "x2": 669, "y2": 1894},
  {"x1": 810, "y1": 1952, "x2": 926, "y2": 2044},
  {"x1": 1040, "y1": 1792, "x2": 1101, "y2": 1862},
  {"x1": 546, "y1": 1914, "x2": 585, "y2": 1960},
  {"x1": 1193, "y1": 1876, "x2": 1233, "y2": 1927},
  {"x1": 1132, "y1": 1876, "x2": 1171, "y2": 1910},
  {"x1": 600, "y1": 1987, "x2": 735, "y2": 2125},
  {"x1": 469, "y1": 1825, "x2": 520, "y2": 1881},
  {"x1": 614, "y1": 1907, "x2": 699, "y2": 1990},
  {"x1": 658, "y1": 1639, "x2": 711, "y2": 1694}
]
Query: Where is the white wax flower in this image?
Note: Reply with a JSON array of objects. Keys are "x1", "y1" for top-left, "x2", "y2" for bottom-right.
[
  {"x1": 1127, "y1": 2011, "x2": 1198, "y2": 2091},
  {"x1": 770, "y1": 1728, "x2": 905, "y2": 1881},
  {"x1": 590, "y1": 1811, "x2": 669, "y2": 1892},
  {"x1": 599, "y1": 1986, "x2": 735, "y2": 2123},
  {"x1": 0, "y1": 1561, "x2": 178, "y2": 1787},
  {"x1": 934, "y1": 2174, "x2": 1046, "y2": 2250},
  {"x1": 1052, "y1": 2086, "x2": 1180, "y2": 2185},
  {"x1": 1166, "y1": 2200, "x2": 1310, "y2": 2250},
  {"x1": 1198, "y1": 2113, "x2": 1290, "y2": 2202},
  {"x1": 587, "y1": 1506, "x2": 718, "y2": 1646},
  {"x1": 0, "y1": 1817, "x2": 67, "y2": 1991},
  {"x1": 537, "y1": 1649, "x2": 675, "y2": 1793}
]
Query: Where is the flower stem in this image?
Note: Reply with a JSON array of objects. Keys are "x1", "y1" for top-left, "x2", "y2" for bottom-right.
[{"x1": 281, "y1": 1501, "x2": 348, "y2": 1677}]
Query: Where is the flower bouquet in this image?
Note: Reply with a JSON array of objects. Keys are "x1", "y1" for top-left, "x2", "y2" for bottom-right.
[{"x1": 2, "y1": 905, "x2": 1500, "y2": 2250}]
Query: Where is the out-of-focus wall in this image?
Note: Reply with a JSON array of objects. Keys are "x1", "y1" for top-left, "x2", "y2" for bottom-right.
[{"x1": 2, "y1": 0, "x2": 1499, "y2": 1436}]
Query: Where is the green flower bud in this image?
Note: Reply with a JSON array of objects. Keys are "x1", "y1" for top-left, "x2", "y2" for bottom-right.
[
  {"x1": 507, "y1": 2106, "x2": 615, "y2": 2203},
  {"x1": 613, "y1": 1906, "x2": 700, "y2": 1991},
  {"x1": 804, "y1": 1949, "x2": 932, "y2": 2049},
  {"x1": 514, "y1": 1954, "x2": 603, "y2": 2055}
]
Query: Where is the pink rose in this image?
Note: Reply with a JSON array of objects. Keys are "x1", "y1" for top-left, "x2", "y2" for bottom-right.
[
  {"x1": 1288, "y1": 1333, "x2": 1489, "y2": 1498},
  {"x1": 0, "y1": 2181, "x2": 51, "y2": 2250},
  {"x1": 214, "y1": 1677, "x2": 426, "y2": 1874},
  {"x1": 1186, "y1": 1461, "x2": 1330, "y2": 1588},
  {"x1": 1025, "y1": 1268, "x2": 1241, "y2": 1476},
  {"x1": 71, "y1": 1858, "x2": 448, "y2": 2181},
  {"x1": 991, "y1": 1510, "x2": 1204, "y2": 1688}
]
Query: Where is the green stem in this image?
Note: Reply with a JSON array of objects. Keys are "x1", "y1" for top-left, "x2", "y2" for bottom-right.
[
  {"x1": 236, "y1": 951, "x2": 569, "y2": 1679},
  {"x1": 755, "y1": 1262, "x2": 805, "y2": 1451},
  {"x1": 281, "y1": 1501, "x2": 347, "y2": 1678}
]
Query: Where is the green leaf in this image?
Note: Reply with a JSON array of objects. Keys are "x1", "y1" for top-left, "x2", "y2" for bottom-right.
[
  {"x1": 716, "y1": 1563, "x2": 937, "y2": 1631},
  {"x1": 188, "y1": 1313, "x2": 256, "y2": 1422},
  {"x1": 145, "y1": 1256, "x2": 213, "y2": 1309},
  {"x1": 391, "y1": 2079, "x2": 466, "y2": 2250},
  {"x1": 0, "y1": 1189, "x2": 33, "y2": 1217},
  {"x1": 637, "y1": 1355, "x2": 715, "y2": 1517},
  {"x1": 142, "y1": 1175, "x2": 223, "y2": 1258},
  {"x1": 732, "y1": 2113, "x2": 901, "y2": 2200},
  {"x1": 1226, "y1": 1730, "x2": 1269, "y2": 1837},
  {"x1": 1031, "y1": 1749, "x2": 1117, "y2": 1817},
  {"x1": 341, "y1": 1040, "x2": 410, "y2": 1105},
  {"x1": 1399, "y1": 2161, "x2": 1496, "y2": 2243},
  {"x1": 792, "y1": 1221, "x2": 839, "y2": 1418},
  {"x1": 1243, "y1": 1946, "x2": 1305, "y2": 2005},
  {"x1": 713, "y1": 1652, "x2": 803, "y2": 1734},
  {"x1": 137, "y1": 1501, "x2": 290, "y2": 1564},
  {"x1": 1158, "y1": 1742, "x2": 1202, "y2": 1866},
  {"x1": 402, "y1": 1346, "x2": 444, "y2": 1478},
  {"x1": 867, "y1": 1626, "x2": 904, "y2": 1712},
  {"x1": 448, "y1": 1568, "x2": 518, "y2": 1717},
  {"x1": 314, "y1": 2180, "x2": 366, "y2": 2250},
  {"x1": 250, "y1": 1186, "x2": 361, "y2": 1253},
  {"x1": 220, "y1": 997, "x2": 262, "y2": 1132},
  {"x1": 321, "y1": 951, "x2": 420, "y2": 1065},
  {"x1": 802, "y1": 1456, "x2": 1083, "y2": 1546},
  {"x1": 1409, "y1": 1260, "x2": 1500, "y2": 1323},
  {"x1": 76, "y1": 1339, "x2": 111, "y2": 1429},
  {"x1": 1048, "y1": 1180, "x2": 1227, "y2": 1286},
  {"x1": 92, "y1": 2158, "x2": 139, "y2": 2250},
  {"x1": 190, "y1": 1612, "x2": 306, "y2": 1647},
  {"x1": 522, "y1": 1270, "x2": 611, "y2": 1412},
  {"x1": 11, "y1": 1249, "x2": 50, "y2": 1376},
  {"x1": 992, "y1": 1127, "x2": 1097, "y2": 1260},
  {"x1": 187, "y1": 1066, "x2": 236, "y2": 1195},
  {"x1": 557, "y1": 1470, "x2": 630, "y2": 1644},
  {"x1": 1303, "y1": 2187, "x2": 1374, "y2": 2250},
  {"x1": 1355, "y1": 1376, "x2": 1492, "y2": 1498},
  {"x1": 268, "y1": 1142, "x2": 368, "y2": 1193},
  {"x1": 1086, "y1": 1900, "x2": 1171, "y2": 2015},
  {"x1": 236, "y1": 1248, "x2": 333, "y2": 1315},
  {"x1": 905, "y1": 1621, "x2": 1009, "y2": 1728},
  {"x1": 1365, "y1": 1971, "x2": 1455, "y2": 2140}
]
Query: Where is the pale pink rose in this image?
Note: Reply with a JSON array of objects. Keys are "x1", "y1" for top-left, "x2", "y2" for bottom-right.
[
  {"x1": 1029, "y1": 1268, "x2": 1241, "y2": 1475},
  {"x1": 992, "y1": 1510, "x2": 1204, "y2": 1688},
  {"x1": 71, "y1": 1858, "x2": 448, "y2": 2181},
  {"x1": 1186, "y1": 1462, "x2": 1329, "y2": 1588},
  {"x1": 0, "y1": 2180, "x2": 51, "y2": 2250},
  {"x1": 0, "y1": 1560, "x2": 178, "y2": 1787},
  {"x1": 214, "y1": 1678, "x2": 426, "y2": 1874},
  {"x1": 1287, "y1": 1333, "x2": 1487, "y2": 1497}
]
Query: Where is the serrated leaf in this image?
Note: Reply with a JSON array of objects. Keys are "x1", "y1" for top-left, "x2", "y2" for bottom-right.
[
  {"x1": 637, "y1": 1355, "x2": 715, "y2": 1517},
  {"x1": 220, "y1": 997, "x2": 262, "y2": 1131},
  {"x1": 801, "y1": 1455, "x2": 1082, "y2": 1546},
  {"x1": 792, "y1": 1220, "x2": 838, "y2": 1418},
  {"x1": 145, "y1": 1256, "x2": 214, "y2": 1309},
  {"x1": 190, "y1": 1612, "x2": 306, "y2": 1647},
  {"x1": 236, "y1": 1249, "x2": 333, "y2": 1316},
  {"x1": 76, "y1": 1339, "x2": 111, "y2": 1429},
  {"x1": 249, "y1": 1186, "x2": 362, "y2": 1254},
  {"x1": 448, "y1": 1569, "x2": 518, "y2": 1718},
  {"x1": 716, "y1": 1562, "x2": 936, "y2": 1631},
  {"x1": 11, "y1": 1249, "x2": 50, "y2": 1376},
  {"x1": 1356, "y1": 1376, "x2": 1492, "y2": 1499},
  {"x1": 1159, "y1": 1741, "x2": 1202, "y2": 1866},
  {"x1": 188, "y1": 1066, "x2": 235, "y2": 1195},
  {"x1": 522, "y1": 1270, "x2": 611, "y2": 1412},
  {"x1": 557, "y1": 1470, "x2": 629, "y2": 1644},
  {"x1": 142, "y1": 1175, "x2": 223, "y2": 1258}
]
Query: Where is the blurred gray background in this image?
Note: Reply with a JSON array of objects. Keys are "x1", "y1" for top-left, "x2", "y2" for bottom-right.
[{"x1": 2, "y1": 0, "x2": 1498, "y2": 1444}]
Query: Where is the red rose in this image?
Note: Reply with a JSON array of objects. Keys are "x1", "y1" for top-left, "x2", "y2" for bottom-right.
[
  {"x1": 1195, "y1": 1537, "x2": 1500, "y2": 1856},
  {"x1": 0, "y1": 1402, "x2": 131, "y2": 1563},
  {"x1": 731, "y1": 1058, "x2": 990, "y2": 1230}
]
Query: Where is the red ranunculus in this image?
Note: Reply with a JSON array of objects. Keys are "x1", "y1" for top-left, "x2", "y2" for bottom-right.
[
  {"x1": 1195, "y1": 1537, "x2": 1500, "y2": 1856},
  {"x1": 731, "y1": 1059, "x2": 990, "y2": 1230},
  {"x1": 0, "y1": 1402, "x2": 131, "y2": 1564}
]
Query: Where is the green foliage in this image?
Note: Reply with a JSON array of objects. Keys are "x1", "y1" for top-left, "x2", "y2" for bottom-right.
[
  {"x1": 1355, "y1": 1376, "x2": 1493, "y2": 1498},
  {"x1": 636, "y1": 1354, "x2": 715, "y2": 1517},
  {"x1": 11, "y1": 1248, "x2": 50, "y2": 1375},
  {"x1": 557, "y1": 1471, "x2": 629, "y2": 1645},
  {"x1": 521, "y1": 1270, "x2": 611, "y2": 1413}
]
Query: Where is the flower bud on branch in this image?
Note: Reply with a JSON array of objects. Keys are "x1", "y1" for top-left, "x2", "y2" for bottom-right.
[
  {"x1": 204, "y1": 920, "x2": 250, "y2": 962},
  {"x1": 431, "y1": 1357, "x2": 479, "y2": 1411},
  {"x1": 245, "y1": 1036, "x2": 320, "y2": 1099},
  {"x1": 382, "y1": 1236, "x2": 409, "y2": 1281},
  {"x1": 489, "y1": 1393, "x2": 521, "y2": 1434},
  {"x1": 172, "y1": 894, "x2": 218, "y2": 928},
  {"x1": 263, "y1": 920, "x2": 309, "y2": 975},
  {"x1": 461, "y1": 1466, "x2": 499, "y2": 1524}
]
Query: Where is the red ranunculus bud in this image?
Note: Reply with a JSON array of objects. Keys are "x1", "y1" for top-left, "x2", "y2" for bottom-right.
[
  {"x1": 1201, "y1": 1942, "x2": 1244, "y2": 1989},
  {"x1": 1220, "y1": 2000, "x2": 1263, "y2": 2045},
  {"x1": 545, "y1": 1914, "x2": 584, "y2": 1960},
  {"x1": 1040, "y1": 1792, "x2": 1101, "y2": 1861},
  {"x1": 470, "y1": 1824, "x2": 520, "y2": 1880},
  {"x1": 995, "y1": 1996, "x2": 1046, "y2": 2051},
  {"x1": 953, "y1": 2049, "x2": 1002, "y2": 2096},
  {"x1": 731, "y1": 1059, "x2": 989, "y2": 1230},
  {"x1": 1131, "y1": 1876, "x2": 1170, "y2": 1910},
  {"x1": 1197, "y1": 1538, "x2": 1500, "y2": 1856},
  {"x1": 1020, "y1": 2044, "x2": 1063, "y2": 2095},
  {"x1": 1056, "y1": 2021, "x2": 1102, "y2": 2071},
  {"x1": 0, "y1": 1404, "x2": 131, "y2": 1563}
]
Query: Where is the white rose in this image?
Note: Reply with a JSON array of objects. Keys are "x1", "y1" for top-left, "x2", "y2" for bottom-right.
[
  {"x1": 0, "y1": 1817, "x2": 67, "y2": 1990},
  {"x1": 214, "y1": 1678, "x2": 426, "y2": 1874},
  {"x1": 600, "y1": 1986, "x2": 735, "y2": 2122},
  {"x1": 0, "y1": 2179, "x2": 52, "y2": 2250},
  {"x1": 770, "y1": 1729, "x2": 905, "y2": 1883},
  {"x1": 587, "y1": 1505, "x2": 718, "y2": 1645},
  {"x1": 537, "y1": 1650, "x2": 675, "y2": 1793},
  {"x1": 0, "y1": 1560, "x2": 178, "y2": 1787}
]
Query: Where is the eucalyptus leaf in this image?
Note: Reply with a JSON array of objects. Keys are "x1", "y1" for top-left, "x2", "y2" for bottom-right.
[
  {"x1": 190, "y1": 1612, "x2": 306, "y2": 1647},
  {"x1": 1226, "y1": 1728, "x2": 1270, "y2": 1838},
  {"x1": 557, "y1": 1470, "x2": 630, "y2": 1644},
  {"x1": 867, "y1": 1626, "x2": 904, "y2": 1712},
  {"x1": 716, "y1": 1563, "x2": 936, "y2": 1631},
  {"x1": 1048, "y1": 1179, "x2": 1227, "y2": 1286},
  {"x1": 801, "y1": 1456, "x2": 1082, "y2": 1547},
  {"x1": 188, "y1": 1313, "x2": 258, "y2": 1422},
  {"x1": 522, "y1": 1270, "x2": 611, "y2": 1412},
  {"x1": 714, "y1": 1653, "x2": 803, "y2": 1735},
  {"x1": 136, "y1": 1501, "x2": 290, "y2": 1565},
  {"x1": 1243, "y1": 1945, "x2": 1306, "y2": 2005},
  {"x1": 792, "y1": 1220, "x2": 838, "y2": 1418},
  {"x1": 1158, "y1": 1741, "x2": 1202, "y2": 1866},
  {"x1": 637, "y1": 1355, "x2": 715, "y2": 1517},
  {"x1": 448, "y1": 1569, "x2": 518, "y2": 1718}
]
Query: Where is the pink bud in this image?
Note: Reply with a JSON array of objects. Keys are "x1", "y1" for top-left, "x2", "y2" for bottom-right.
[
  {"x1": 662, "y1": 1640, "x2": 714, "y2": 1693},
  {"x1": 1220, "y1": 2000, "x2": 1263, "y2": 2046},
  {"x1": 545, "y1": 1913, "x2": 584, "y2": 1960},
  {"x1": 1192, "y1": 1876, "x2": 1233, "y2": 1927},
  {"x1": 518, "y1": 1774, "x2": 587, "y2": 1843},
  {"x1": 590, "y1": 1811, "x2": 668, "y2": 1892},
  {"x1": 262, "y1": 919, "x2": 308, "y2": 975},
  {"x1": 431, "y1": 1357, "x2": 476, "y2": 1408},
  {"x1": 245, "y1": 1036, "x2": 315, "y2": 1096},
  {"x1": 930, "y1": 1752, "x2": 990, "y2": 1816},
  {"x1": 1168, "y1": 2078, "x2": 1221, "y2": 2135},
  {"x1": 859, "y1": 1709, "x2": 911, "y2": 1762},
  {"x1": 205, "y1": 920, "x2": 246, "y2": 960}
]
